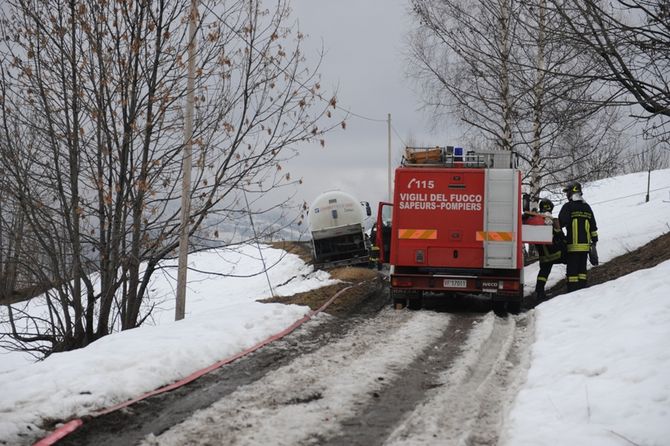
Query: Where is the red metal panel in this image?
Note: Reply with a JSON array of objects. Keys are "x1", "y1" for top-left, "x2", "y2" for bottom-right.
[
  {"x1": 391, "y1": 167, "x2": 486, "y2": 268},
  {"x1": 426, "y1": 247, "x2": 482, "y2": 267}
]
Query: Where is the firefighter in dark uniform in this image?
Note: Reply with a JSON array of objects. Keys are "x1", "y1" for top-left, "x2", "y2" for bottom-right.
[
  {"x1": 559, "y1": 182, "x2": 598, "y2": 292},
  {"x1": 534, "y1": 198, "x2": 566, "y2": 303}
]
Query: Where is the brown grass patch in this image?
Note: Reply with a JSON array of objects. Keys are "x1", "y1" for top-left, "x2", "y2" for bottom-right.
[
  {"x1": 260, "y1": 266, "x2": 381, "y2": 317},
  {"x1": 547, "y1": 231, "x2": 670, "y2": 298}
]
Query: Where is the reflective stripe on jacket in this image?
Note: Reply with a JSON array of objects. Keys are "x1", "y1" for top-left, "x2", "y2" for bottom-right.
[
  {"x1": 539, "y1": 244, "x2": 562, "y2": 263},
  {"x1": 535, "y1": 224, "x2": 565, "y2": 264}
]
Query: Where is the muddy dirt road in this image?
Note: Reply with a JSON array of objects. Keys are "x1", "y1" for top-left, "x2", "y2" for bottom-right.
[{"x1": 62, "y1": 278, "x2": 534, "y2": 446}]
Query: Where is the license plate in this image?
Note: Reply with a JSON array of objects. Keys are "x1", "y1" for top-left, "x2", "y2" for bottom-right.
[{"x1": 444, "y1": 279, "x2": 467, "y2": 288}]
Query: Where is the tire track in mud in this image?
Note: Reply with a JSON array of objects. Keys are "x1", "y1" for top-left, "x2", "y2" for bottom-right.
[
  {"x1": 59, "y1": 281, "x2": 388, "y2": 446},
  {"x1": 61, "y1": 281, "x2": 534, "y2": 446},
  {"x1": 384, "y1": 312, "x2": 534, "y2": 446},
  {"x1": 320, "y1": 313, "x2": 480, "y2": 446},
  {"x1": 138, "y1": 309, "x2": 533, "y2": 446},
  {"x1": 140, "y1": 310, "x2": 454, "y2": 446}
]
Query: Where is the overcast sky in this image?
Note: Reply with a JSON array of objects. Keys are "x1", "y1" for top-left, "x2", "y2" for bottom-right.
[{"x1": 285, "y1": 0, "x2": 459, "y2": 214}]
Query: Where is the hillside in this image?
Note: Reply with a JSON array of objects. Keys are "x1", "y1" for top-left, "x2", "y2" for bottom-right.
[{"x1": 546, "y1": 231, "x2": 670, "y2": 302}]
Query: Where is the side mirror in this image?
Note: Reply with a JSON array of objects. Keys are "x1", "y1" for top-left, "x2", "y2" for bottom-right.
[{"x1": 362, "y1": 201, "x2": 372, "y2": 217}]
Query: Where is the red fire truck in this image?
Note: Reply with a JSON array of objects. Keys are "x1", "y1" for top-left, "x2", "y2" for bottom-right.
[{"x1": 375, "y1": 146, "x2": 550, "y2": 313}]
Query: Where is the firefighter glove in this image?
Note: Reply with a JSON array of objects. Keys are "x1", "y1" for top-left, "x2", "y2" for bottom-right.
[{"x1": 589, "y1": 244, "x2": 599, "y2": 266}]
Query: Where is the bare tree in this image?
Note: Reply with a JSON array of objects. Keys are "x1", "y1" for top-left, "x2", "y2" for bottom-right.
[
  {"x1": 0, "y1": 113, "x2": 41, "y2": 304},
  {"x1": 410, "y1": 0, "x2": 523, "y2": 152},
  {"x1": 513, "y1": 0, "x2": 625, "y2": 196},
  {"x1": 409, "y1": 0, "x2": 627, "y2": 200},
  {"x1": 552, "y1": 1, "x2": 669, "y2": 119},
  {"x1": 0, "y1": 0, "x2": 336, "y2": 356},
  {"x1": 547, "y1": 0, "x2": 670, "y2": 164},
  {"x1": 625, "y1": 139, "x2": 670, "y2": 173}
]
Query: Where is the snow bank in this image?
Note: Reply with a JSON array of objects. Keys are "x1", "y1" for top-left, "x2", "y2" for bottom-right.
[
  {"x1": 503, "y1": 260, "x2": 670, "y2": 446},
  {"x1": 0, "y1": 245, "x2": 336, "y2": 443}
]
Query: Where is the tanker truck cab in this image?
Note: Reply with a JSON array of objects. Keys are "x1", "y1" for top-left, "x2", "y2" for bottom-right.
[{"x1": 379, "y1": 146, "x2": 531, "y2": 313}]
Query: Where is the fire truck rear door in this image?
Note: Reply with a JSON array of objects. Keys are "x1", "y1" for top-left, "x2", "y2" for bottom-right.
[{"x1": 482, "y1": 169, "x2": 519, "y2": 269}]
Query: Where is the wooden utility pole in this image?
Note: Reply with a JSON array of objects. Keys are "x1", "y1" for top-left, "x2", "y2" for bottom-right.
[
  {"x1": 387, "y1": 113, "x2": 392, "y2": 201},
  {"x1": 176, "y1": 0, "x2": 198, "y2": 321}
]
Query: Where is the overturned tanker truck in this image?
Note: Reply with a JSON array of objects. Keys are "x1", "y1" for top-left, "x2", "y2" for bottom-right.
[{"x1": 307, "y1": 191, "x2": 372, "y2": 268}]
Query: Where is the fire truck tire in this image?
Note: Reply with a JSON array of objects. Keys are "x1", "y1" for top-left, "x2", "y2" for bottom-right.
[
  {"x1": 492, "y1": 300, "x2": 507, "y2": 316},
  {"x1": 407, "y1": 293, "x2": 423, "y2": 311},
  {"x1": 507, "y1": 300, "x2": 522, "y2": 314},
  {"x1": 390, "y1": 289, "x2": 406, "y2": 309}
]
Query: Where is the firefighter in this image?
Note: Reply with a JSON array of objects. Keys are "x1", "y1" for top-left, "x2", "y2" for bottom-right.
[
  {"x1": 558, "y1": 182, "x2": 598, "y2": 292},
  {"x1": 534, "y1": 198, "x2": 566, "y2": 303},
  {"x1": 368, "y1": 226, "x2": 380, "y2": 269}
]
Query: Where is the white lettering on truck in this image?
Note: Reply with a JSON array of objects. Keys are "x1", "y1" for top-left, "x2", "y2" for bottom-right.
[{"x1": 398, "y1": 190, "x2": 483, "y2": 211}]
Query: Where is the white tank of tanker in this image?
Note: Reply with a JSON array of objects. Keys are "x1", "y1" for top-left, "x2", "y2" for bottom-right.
[{"x1": 307, "y1": 191, "x2": 371, "y2": 265}]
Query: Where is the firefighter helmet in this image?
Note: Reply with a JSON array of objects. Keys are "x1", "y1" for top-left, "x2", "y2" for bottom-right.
[
  {"x1": 539, "y1": 198, "x2": 554, "y2": 213},
  {"x1": 562, "y1": 182, "x2": 582, "y2": 198}
]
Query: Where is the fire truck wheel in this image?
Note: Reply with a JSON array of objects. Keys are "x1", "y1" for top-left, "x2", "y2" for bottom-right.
[
  {"x1": 407, "y1": 293, "x2": 423, "y2": 311},
  {"x1": 492, "y1": 300, "x2": 507, "y2": 316},
  {"x1": 507, "y1": 300, "x2": 522, "y2": 314},
  {"x1": 390, "y1": 289, "x2": 406, "y2": 309}
]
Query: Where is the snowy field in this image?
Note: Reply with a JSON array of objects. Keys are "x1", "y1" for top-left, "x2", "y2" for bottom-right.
[{"x1": 0, "y1": 169, "x2": 669, "y2": 445}]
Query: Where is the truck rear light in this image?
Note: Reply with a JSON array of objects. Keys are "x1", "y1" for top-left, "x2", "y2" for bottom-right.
[
  {"x1": 501, "y1": 280, "x2": 520, "y2": 291},
  {"x1": 392, "y1": 277, "x2": 413, "y2": 287}
]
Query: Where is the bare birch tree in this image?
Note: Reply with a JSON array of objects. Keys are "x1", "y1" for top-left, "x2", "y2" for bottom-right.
[
  {"x1": 515, "y1": 0, "x2": 625, "y2": 194},
  {"x1": 548, "y1": 0, "x2": 670, "y2": 169},
  {"x1": 0, "y1": 0, "x2": 335, "y2": 356},
  {"x1": 409, "y1": 0, "x2": 626, "y2": 199},
  {"x1": 410, "y1": 0, "x2": 522, "y2": 152}
]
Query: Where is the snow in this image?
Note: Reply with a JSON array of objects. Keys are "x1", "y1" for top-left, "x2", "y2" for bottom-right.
[
  {"x1": 501, "y1": 261, "x2": 670, "y2": 446},
  {"x1": 506, "y1": 169, "x2": 670, "y2": 446},
  {"x1": 0, "y1": 245, "x2": 337, "y2": 443},
  {"x1": 1, "y1": 169, "x2": 669, "y2": 445}
]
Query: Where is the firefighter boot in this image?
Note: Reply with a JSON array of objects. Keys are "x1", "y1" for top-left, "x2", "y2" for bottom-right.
[
  {"x1": 566, "y1": 280, "x2": 580, "y2": 293},
  {"x1": 535, "y1": 283, "x2": 547, "y2": 304}
]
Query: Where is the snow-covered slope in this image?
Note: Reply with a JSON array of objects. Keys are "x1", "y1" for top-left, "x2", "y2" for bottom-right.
[
  {"x1": 502, "y1": 259, "x2": 670, "y2": 446},
  {"x1": 507, "y1": 169, "x2": 670, "y2": 446},
  {"x1": 0, "y1": 245, "x2": 337, "y2": 443}
]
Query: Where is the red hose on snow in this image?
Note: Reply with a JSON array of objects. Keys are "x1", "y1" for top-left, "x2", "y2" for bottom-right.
[{"x1": 33, "y1": 284, "x2": 357, "y2": 445}]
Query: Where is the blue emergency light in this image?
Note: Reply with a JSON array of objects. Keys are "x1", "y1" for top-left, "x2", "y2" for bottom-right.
[{"x1": 454, "y1": 146, "x2": 464, "y2": 161}]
